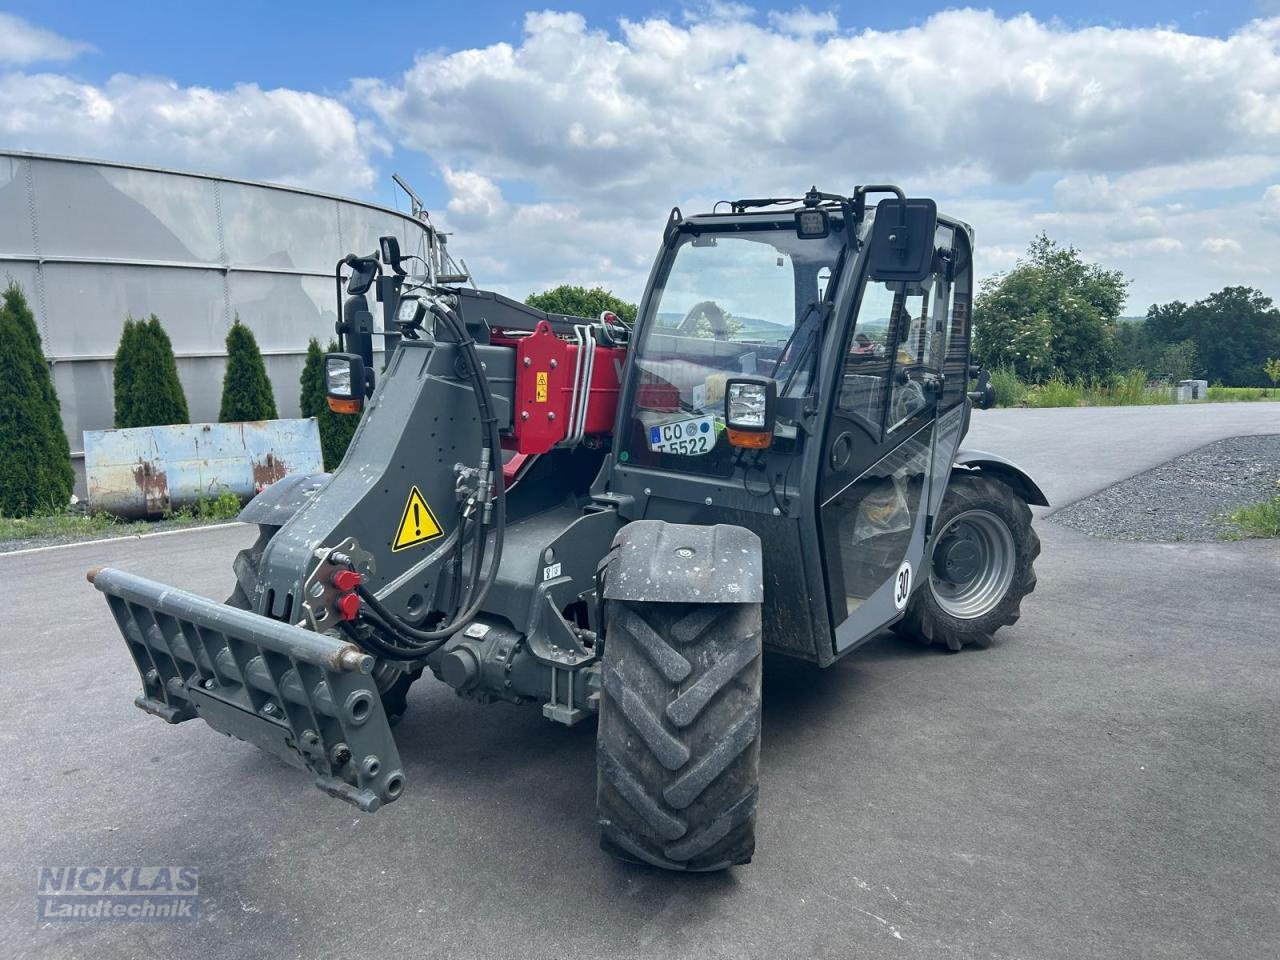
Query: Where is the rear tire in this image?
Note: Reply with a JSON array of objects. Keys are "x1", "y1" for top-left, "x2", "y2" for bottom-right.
[
  {"x1": 225, "y1": 524, "x2": 422, "y2": 724},
  {"x1": 895, "y1": 472, "x2": 1039, "y2": 651},
  {"x1": 596, "y1": 598, "x2": 762, "y2": 871}
]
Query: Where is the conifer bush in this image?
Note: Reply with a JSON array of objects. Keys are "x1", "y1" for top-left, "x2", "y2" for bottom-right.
[
  {"x1": 113, "y1": 314, "x2": 189, "y2": 428},
  {"x1": 219, "y1": 317, "x2": 277, "y2": 422},
  {"x1": 300, "y1": 337, "x2": 359, "y2": 471},
  {"x1": 0, "y1": 282, "x2": 75, "y2": 515}
]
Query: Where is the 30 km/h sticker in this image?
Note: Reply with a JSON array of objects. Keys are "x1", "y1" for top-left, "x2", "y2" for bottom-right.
[
  {"x1": 392, "y1": 485, "x2": 444, "y2": 552},
  {"x1": 893, "y1": 561, "x2": 913, "y2": 611}
]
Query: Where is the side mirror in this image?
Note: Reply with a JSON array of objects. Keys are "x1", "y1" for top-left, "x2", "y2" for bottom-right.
[
  {"x1": 379, "y1": 235, "x2": 406, "y2": 276},
  {"x1": 324, "y1": 352, "x2": 367, "y2": 414},
  {"x1": 344, "y1": 254, "x2": 380, "y2": 295},
  {"x1": 724, "y1": 375, "x2": 777, "y2": 449},
  {"x1": 865, "y1": 198, "x2": 938, "y2": 283},
  {"x1": 968, "y1": 367, "x2": 996, "y2": 410}
]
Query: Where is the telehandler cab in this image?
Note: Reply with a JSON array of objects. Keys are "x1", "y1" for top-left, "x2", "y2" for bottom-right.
[{"x1": 90, "y1": 185, "x2": 1045, "y2": 871}]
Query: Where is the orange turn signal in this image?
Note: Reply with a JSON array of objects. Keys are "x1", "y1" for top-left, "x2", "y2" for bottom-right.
[
  {"x1": 327, "y1": 397, "x2": 363, "y2": 415},
  {"x1": 726, "y1": 428, "x2": 772, "y2": 449}
]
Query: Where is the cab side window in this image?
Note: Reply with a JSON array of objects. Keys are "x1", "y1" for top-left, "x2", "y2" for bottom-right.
[
  {"x1": 835, "y1": 282, "x2": 895, "y2": 430},
  {"x1": 836, "y1": 277, "x2": 940, "y2": 434},
  {"x1": 885, "y1": 279, "x2": 936, "y2": 431}
]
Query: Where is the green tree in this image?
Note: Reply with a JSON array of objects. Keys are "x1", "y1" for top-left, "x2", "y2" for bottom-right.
[
  {"x1": 973, "y1": 235, "x2": 1129, "y2": 383},
  {"x1": 300, "y1": 338, "x2": 359, "y2": 471},
  {"x1": 219, "y1": 317, "x2": 278, "y2": 422},
  {"x1": 1265, "y1": 357, "x2": 1280, "y2": 387},
  {"x1": 0, "y1": 282, "x2": 74, "y2": 515},
  {"x1": 113, "y1": 314, "x2": 190, "y2": 428},
  {"x1": 1145, "y1": 287, "x2": 1280, "y2": 386},
  {"x1": 1154, "y1": 339, "x2": 1199, "y2": 383},
  {"x1": 526, "y1": 285, "x2": 637, "y2": 324}
]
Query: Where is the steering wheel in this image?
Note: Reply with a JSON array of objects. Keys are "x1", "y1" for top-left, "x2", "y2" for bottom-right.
[{"x1": 676, "y1": 300, "x2": 730, "y2": 340}]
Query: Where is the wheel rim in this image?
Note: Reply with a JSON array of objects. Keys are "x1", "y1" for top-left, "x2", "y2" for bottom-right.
[{"x1": 928, "y1": 509, "x2": 1016, "y2": 619}]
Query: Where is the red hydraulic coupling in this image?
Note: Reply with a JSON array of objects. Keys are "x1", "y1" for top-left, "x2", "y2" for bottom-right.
[
  {"x1": 336, "y1": 592, "x2": 361, "y2": 621},
  {"x1": 331, "y1": 569, "x2": 362, "y2": 592},
  {"x1": 331, "y1": 569, "x2": 363, "y2": 620}
]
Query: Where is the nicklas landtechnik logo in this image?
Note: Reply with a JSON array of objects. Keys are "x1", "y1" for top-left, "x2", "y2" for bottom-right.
[{"x1": 37, "y1": 866, "x2": 198, "y2": 923}]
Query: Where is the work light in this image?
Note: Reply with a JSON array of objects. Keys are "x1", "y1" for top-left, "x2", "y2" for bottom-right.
[
  {"x1": 325, "y1": 353, "x2": 366, "y2": 414},
  {"x1": 724, "y1": 375, "x2": 777, "y2": 448},
  {"x1": 795, "y1": 208, "x2": 830, "y2": 238},
  {"x1": 396, "y1": 295, "x2": 425, "y2": 328}
]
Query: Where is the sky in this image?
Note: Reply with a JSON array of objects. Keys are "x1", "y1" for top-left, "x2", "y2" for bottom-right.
[{"x1": 3, "y1": 1, "x2": 1280, "y2": 312}]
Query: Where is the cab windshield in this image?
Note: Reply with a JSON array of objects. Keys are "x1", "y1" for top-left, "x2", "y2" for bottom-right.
[{"x1": 621, "y1": 224, "x2": 846, "y2": 472}]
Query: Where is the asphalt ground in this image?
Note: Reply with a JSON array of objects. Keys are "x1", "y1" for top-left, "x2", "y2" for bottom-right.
[{"x1": 2, "y1": 403, "x2": 1277, "y2": 960}]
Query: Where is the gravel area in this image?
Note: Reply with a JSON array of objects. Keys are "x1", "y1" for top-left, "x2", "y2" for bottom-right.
[{"x1": 1052, "y1": 434, "x2": 1280, "y2": 541}]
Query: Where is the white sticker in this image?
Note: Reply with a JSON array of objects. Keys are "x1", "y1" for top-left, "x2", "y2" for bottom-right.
[
  {"x1": 893, "y1": 561, "x2": 913, "y2": 611},
  {"x1": 542, "y1": 562, "x2": 563, "y2": 582}
]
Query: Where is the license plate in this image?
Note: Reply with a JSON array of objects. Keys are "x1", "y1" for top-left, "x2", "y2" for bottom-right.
[{"x1": 648, "y1": 416, "x2": 716, "y2": 455}]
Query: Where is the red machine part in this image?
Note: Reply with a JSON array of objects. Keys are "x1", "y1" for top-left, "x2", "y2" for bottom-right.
[
  {"x1": 501, "y1": 320, "x2": 625, "y2": 455},
  {"x1": 335, "y1": 592, "x2": 361, "y2": 621},
  {"x1": 331, "y1": 569, "x2": 362, "y2": 592}
]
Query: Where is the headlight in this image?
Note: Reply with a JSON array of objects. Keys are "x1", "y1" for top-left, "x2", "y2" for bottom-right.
[
  {"x1": 794, "y1": 208, "x2": 830, "y2": 239},
  {"x1": 324, "y1": 352, "x2": 366, "y2": 413},
  {"x1": 325, "y1": 356, "x2": 355, "y2": 398},
  {"x1": 397, "y1": 296, "x2": 424, "y2": 326},
  {"x1": 723, "y1": 375, "x2": 777, "y2": 449},
  {"x1": 727, "y1": 382, "x2": 767, "y2": 428}
]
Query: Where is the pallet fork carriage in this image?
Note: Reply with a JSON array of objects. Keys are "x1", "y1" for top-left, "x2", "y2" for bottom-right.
[{"x1": 92, "y1": 185, "x2": 1045, "y2": 870}]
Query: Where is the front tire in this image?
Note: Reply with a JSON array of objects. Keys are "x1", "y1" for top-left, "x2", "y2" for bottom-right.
[
  {"x1": 596, "y1": 598, "x2": 762, "y2": 871},
  {"x1": 895, "y1": 472, "x2": 1039, "y2": 651}
]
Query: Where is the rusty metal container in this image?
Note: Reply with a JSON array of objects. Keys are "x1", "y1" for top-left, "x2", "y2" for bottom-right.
[{"x1": 83, "y1": 419, "x2": 323, "y2": 518}]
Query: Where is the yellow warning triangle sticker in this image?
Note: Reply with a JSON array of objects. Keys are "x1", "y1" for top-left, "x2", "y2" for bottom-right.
[{"x1": 392, "y1": 485, "x2": 443, "y2": 552}]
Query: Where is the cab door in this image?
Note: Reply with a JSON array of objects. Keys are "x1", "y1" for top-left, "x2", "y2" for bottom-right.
[{"x1": 818, "y1": 234, "x2": 954, "y2": 652}]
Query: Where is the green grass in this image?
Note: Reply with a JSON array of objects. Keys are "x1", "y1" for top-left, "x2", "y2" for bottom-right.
[
  {"x1": 1205, "y1": 386, "x2": 1276, "y2": 402},
  {"x1": 0, "y1": 509, "x2": 138, "y2": 543},
  {"x1": 986, "y1": 370, "x2": 1276, "y2": 408},
  {"x1": 0, "y1": 491, "x2": 244, "y2": 545},
  {"x1": 1086, "y1": 370, "x2": 1172, "y2": 406},
  {"x1": 988, "y1": 366, "x2": 1028, "y2": 407},
  {"x1": 168, "y1": 491, "x2": 244, "y2": 522},
  {"x1": 1221, "y1": 484, "x2": 1280, "y2": 539},
  {"x1": 1026, "y1": 376, "x2": 1085, "y2": 408}
]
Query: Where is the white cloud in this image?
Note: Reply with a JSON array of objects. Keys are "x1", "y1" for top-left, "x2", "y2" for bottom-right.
[
  {"x1": 767, "y1": 8, "x2": 839, "y2": 36},
  {"x1": 0, "y1": 13, "x2": 91, "y2": 65},
  {"x1": 6, "y1": 8, "x2": 1280, "y2": 309},
  {"x1": 1201, "y1": 237, "x2": 1243, "y2": 255},
  {"x1": 367, "y1": 10, "x2": 1280, "y2": 200},
  {"x1": 1263, "y1": 184, "x2": 1280, "y2": 223},
  {"x1": 359, "y1": 9, "x2": 1280, "y2": 306},
  {"x1": 0, "y1": 72, "x2": 381, "y2": 192},
  {"x1": 442, "y1": 167, "x2": 507, "y2": 225}
]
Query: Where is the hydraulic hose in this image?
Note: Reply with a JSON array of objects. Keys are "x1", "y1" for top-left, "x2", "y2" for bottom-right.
[{"x1": 351, "y1": 300, "x2": 506, "y2": 655}]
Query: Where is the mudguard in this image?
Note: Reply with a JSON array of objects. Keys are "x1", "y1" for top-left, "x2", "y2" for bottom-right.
[
  {"x1": 604, "y1": 520, "x2": 764, "y2": 604},
  {"x1": 953, "y1": 449, "x2": 1049, "y2": 507},
  {"x1": 237, "y1": 472, "x2": 330, "y2": 527}
]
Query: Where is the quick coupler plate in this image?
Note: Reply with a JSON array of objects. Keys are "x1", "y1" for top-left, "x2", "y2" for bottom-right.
[{"x1": 88, "y1": 566, "x2": 405, "y2": 812}]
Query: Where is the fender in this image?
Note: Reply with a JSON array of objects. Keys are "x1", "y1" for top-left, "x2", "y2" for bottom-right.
[
  {"x1": 952, "y1": 449, "x2": 1049, "y2": 507},
  {"x1": 604, "y1": 520, "x2": 764, "y2": 604},
  {"x1": 237, "y1": 472, "x2": 331, "y2": 527}
]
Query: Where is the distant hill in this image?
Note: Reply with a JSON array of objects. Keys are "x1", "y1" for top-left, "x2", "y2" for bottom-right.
[{"x1": 657, "y1": 312, "x2": 793, "y2": 340}]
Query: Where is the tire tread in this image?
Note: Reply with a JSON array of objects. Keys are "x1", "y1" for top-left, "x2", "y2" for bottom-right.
[{"x1": 597, "y1": 598, "x2": 762, "y2": 871}]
